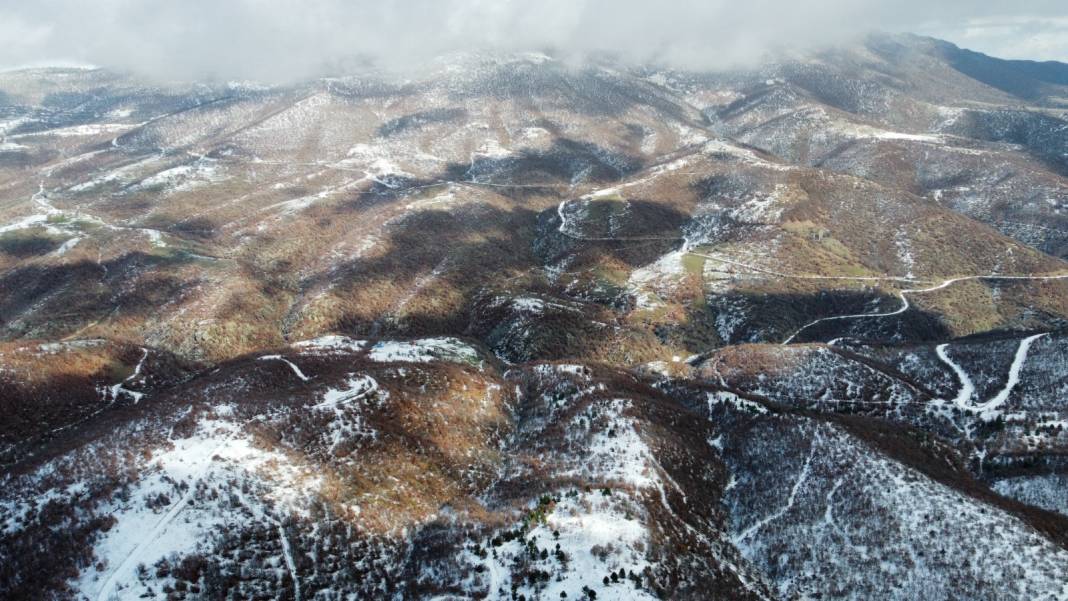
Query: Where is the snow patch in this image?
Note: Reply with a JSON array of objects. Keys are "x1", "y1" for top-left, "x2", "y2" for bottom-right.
[
  {"x1": 259, "y1": 355, "x2": 311, "y2": 381},
  {"x1": 291, "y1": 335, "x2": 367, "y2": 354},
  {"x1": 76, "y1": 418, "x2": 319, "y2": 601},
  {"x1": 367, "y1": 337, "x2": 482, "y2": 367}
]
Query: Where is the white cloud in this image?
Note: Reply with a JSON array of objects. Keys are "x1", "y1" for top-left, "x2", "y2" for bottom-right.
[
  {"x1": 921, "y1": 16, "x2": 1068, "y2": 62},
  {"x1": 0, "y1": 1, "x2": 1064, "y2": 81}
]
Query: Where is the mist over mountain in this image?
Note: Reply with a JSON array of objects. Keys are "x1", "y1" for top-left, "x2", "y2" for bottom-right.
[
  {"x1": 2, "y1": 1, "x2": 1068, "y2": 80},
  {"x1": 2, "y1": 8, "x2": 1068, "y2": 601}
]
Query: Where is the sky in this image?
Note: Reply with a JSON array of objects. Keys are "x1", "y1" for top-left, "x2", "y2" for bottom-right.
[{"x1": 0, "y1": 0, "x2": 1066, "y2": 81}]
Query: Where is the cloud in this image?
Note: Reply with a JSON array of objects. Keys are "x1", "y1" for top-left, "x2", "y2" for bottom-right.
[
  {"x1": 918, "y1": 16, "x2": 1068, "y2": 62},
  {"x1": 0, "y1": 0, "x2": 1065, "y2": 81}
]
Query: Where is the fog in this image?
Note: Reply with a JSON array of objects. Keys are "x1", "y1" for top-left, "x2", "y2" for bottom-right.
[{"x1": 0, "y1": 0, "x2": 1066, "y2": 82}]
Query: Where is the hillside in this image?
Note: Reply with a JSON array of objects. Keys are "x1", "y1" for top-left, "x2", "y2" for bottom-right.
[{"x1": 2, "y1": 33, "x2": 1068, "y2": 600}]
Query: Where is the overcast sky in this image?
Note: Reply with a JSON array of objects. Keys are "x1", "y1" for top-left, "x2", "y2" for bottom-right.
[{"x1": 1, "y1": 0, "x2": 1066, "y2": 81}]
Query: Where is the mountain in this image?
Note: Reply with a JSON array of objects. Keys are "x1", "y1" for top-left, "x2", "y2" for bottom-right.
[{"x1": 2, "y1": 33, "x2": 1068, "y2": 600}]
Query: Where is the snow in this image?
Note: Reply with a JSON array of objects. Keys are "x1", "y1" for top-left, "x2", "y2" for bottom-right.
[
  {"x1": 517, "y1": 51, "x2": 553, "y2": 64},
  {"x1": 1, "y1": 481, "x2": 88, "y2": 535},
  {"x1": 937, "y1": 333, "x2": 1048, "y2": 416},
  {"x1": 734, "y1": 437, "x2": 815, "y2": 546},
  {"x1": 310, "y1": 374, "x2": 384, "y2": 453},
  {"x1": 936, "y1": 343, "x2": 976, "y2": 410},
  {"x1": 76, "y1": 417, "x2": 319, "y2": 601},
  {"x1": 531, "y1": 363, "x2": 589, "y2": 379},
  {"x1": 894, "y1": 229, "x2": 916, "y2": 279},
  {"x1": 796, "y1": 108, "x2": 946, "y2": 146},
  {"x1": 345, "y1": 142, "x2": 418, "y2": 181},
  {"x1": 35, "y1": 339, "x2": 106, "y2": 353},
  {"x1": 784, "y1": 273, "x2": 1068, "y2": 345},
  {"x1": 511, "y1": 297, "x2": 551, "y2": 313},
  {"x1": 107, "y1": 347, "x2": 148, "y2": 404},
  {"x1": 131, "y1": 160, "x2": 225, "y2": 195},
  {"x1": 473, "y1": 138, "x2": 512, "y2": 159},
  {"x1": 578, "y1": 153, "x2": 697, "y2": 204},
  {"x1": 311, "y1": 374, "x2": 380, "y2": 411},
  {"x1": 69, "y1": 156, "x2": 163, "y2": 192},
  {"x1": 0, "y1": 213, "x2": 50, "y2": 235},
  {"x1": 463, "y1": 389, "x2": 675, "y2": 598},
  {"x1": 517, "y1": 126, "x2": 551, "y2": 142},
  {"x1": 404, "y1": 188, "x2": 456, "y2": 211},
  {"x1": 471, "y1": 492, "x2": 657, "y2": 601},
  {"x1": 263, "y1": 175, "x2": 370, "y2": 216},
  {"x1": 291, "y1": 335, "x2": 367, "y2": 354},
  {"x1": 626, "y1": 249, "x2": 689, "y2": 309},
  {"x1": 2, "y1": 48, "x2": 1067, "y2": 601},
  {"x1": 40, "y1": 149, "x2": 107, "y2": 177},
  {"x1": 562, "y1": 399, "x2": 657, "y2": 488},
  {"x1": 0, "y1": 116, "x2": 34, "y2": 136},
  {"x1": 869, "y1": 130, "x2": 943, "y2": 143},
  {"x1": 48, "y1": 236, "x2": 81, "y2": 256},
  {"x1": 672, "y1": 121, "x2": 712, "y2": 147},
  {"x1": 724, "y1": 418, "x2": 1068, "y2": 601},
  {"x1": 10, "y1": 123, "x2": 133, "y2": 138},
  {"x1": 277, "y1": 523, "x2": 302, "y2": 601},
  {"x1": 974, "y1": 333, "x2": 1047, "y2": 414},
  {"x1": 700, "y1": 139, "x2": 793, "y2": 171},
  {"x1": 701, "y1": 345, "x2": 920, "y2": 410},
  {"x1": 729, "y1": 184, "x2": 788, "y2": 223},
  {"x1": 367, "y1": 337, "x2": 481, "y2": 367},
  {"x1": 509, "y1": 296, "x2": 581, "y2": 315},
  {"x1": 707, "y1": 391, "x2": 768, "y2": 415},
  {"x1": 556, "y1": 198, "x2": 586, "y2": 239},
  {"x1": 141, "y1": 228, "x2": 166, "y2": 247},
  {"x1": 259, "y1": 354, "x2": 312, "y2": 381},
  {"x1": 393, "y1": 257, "x2": 450, "y2": 315},
  {"x1": 993, "y1": 474, "x2": 1068, "y2": 517}
]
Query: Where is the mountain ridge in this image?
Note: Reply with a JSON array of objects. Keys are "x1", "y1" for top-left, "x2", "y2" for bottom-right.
[{"x1": 3, "y1": 33, "x2": 1068, "y2": 600}]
